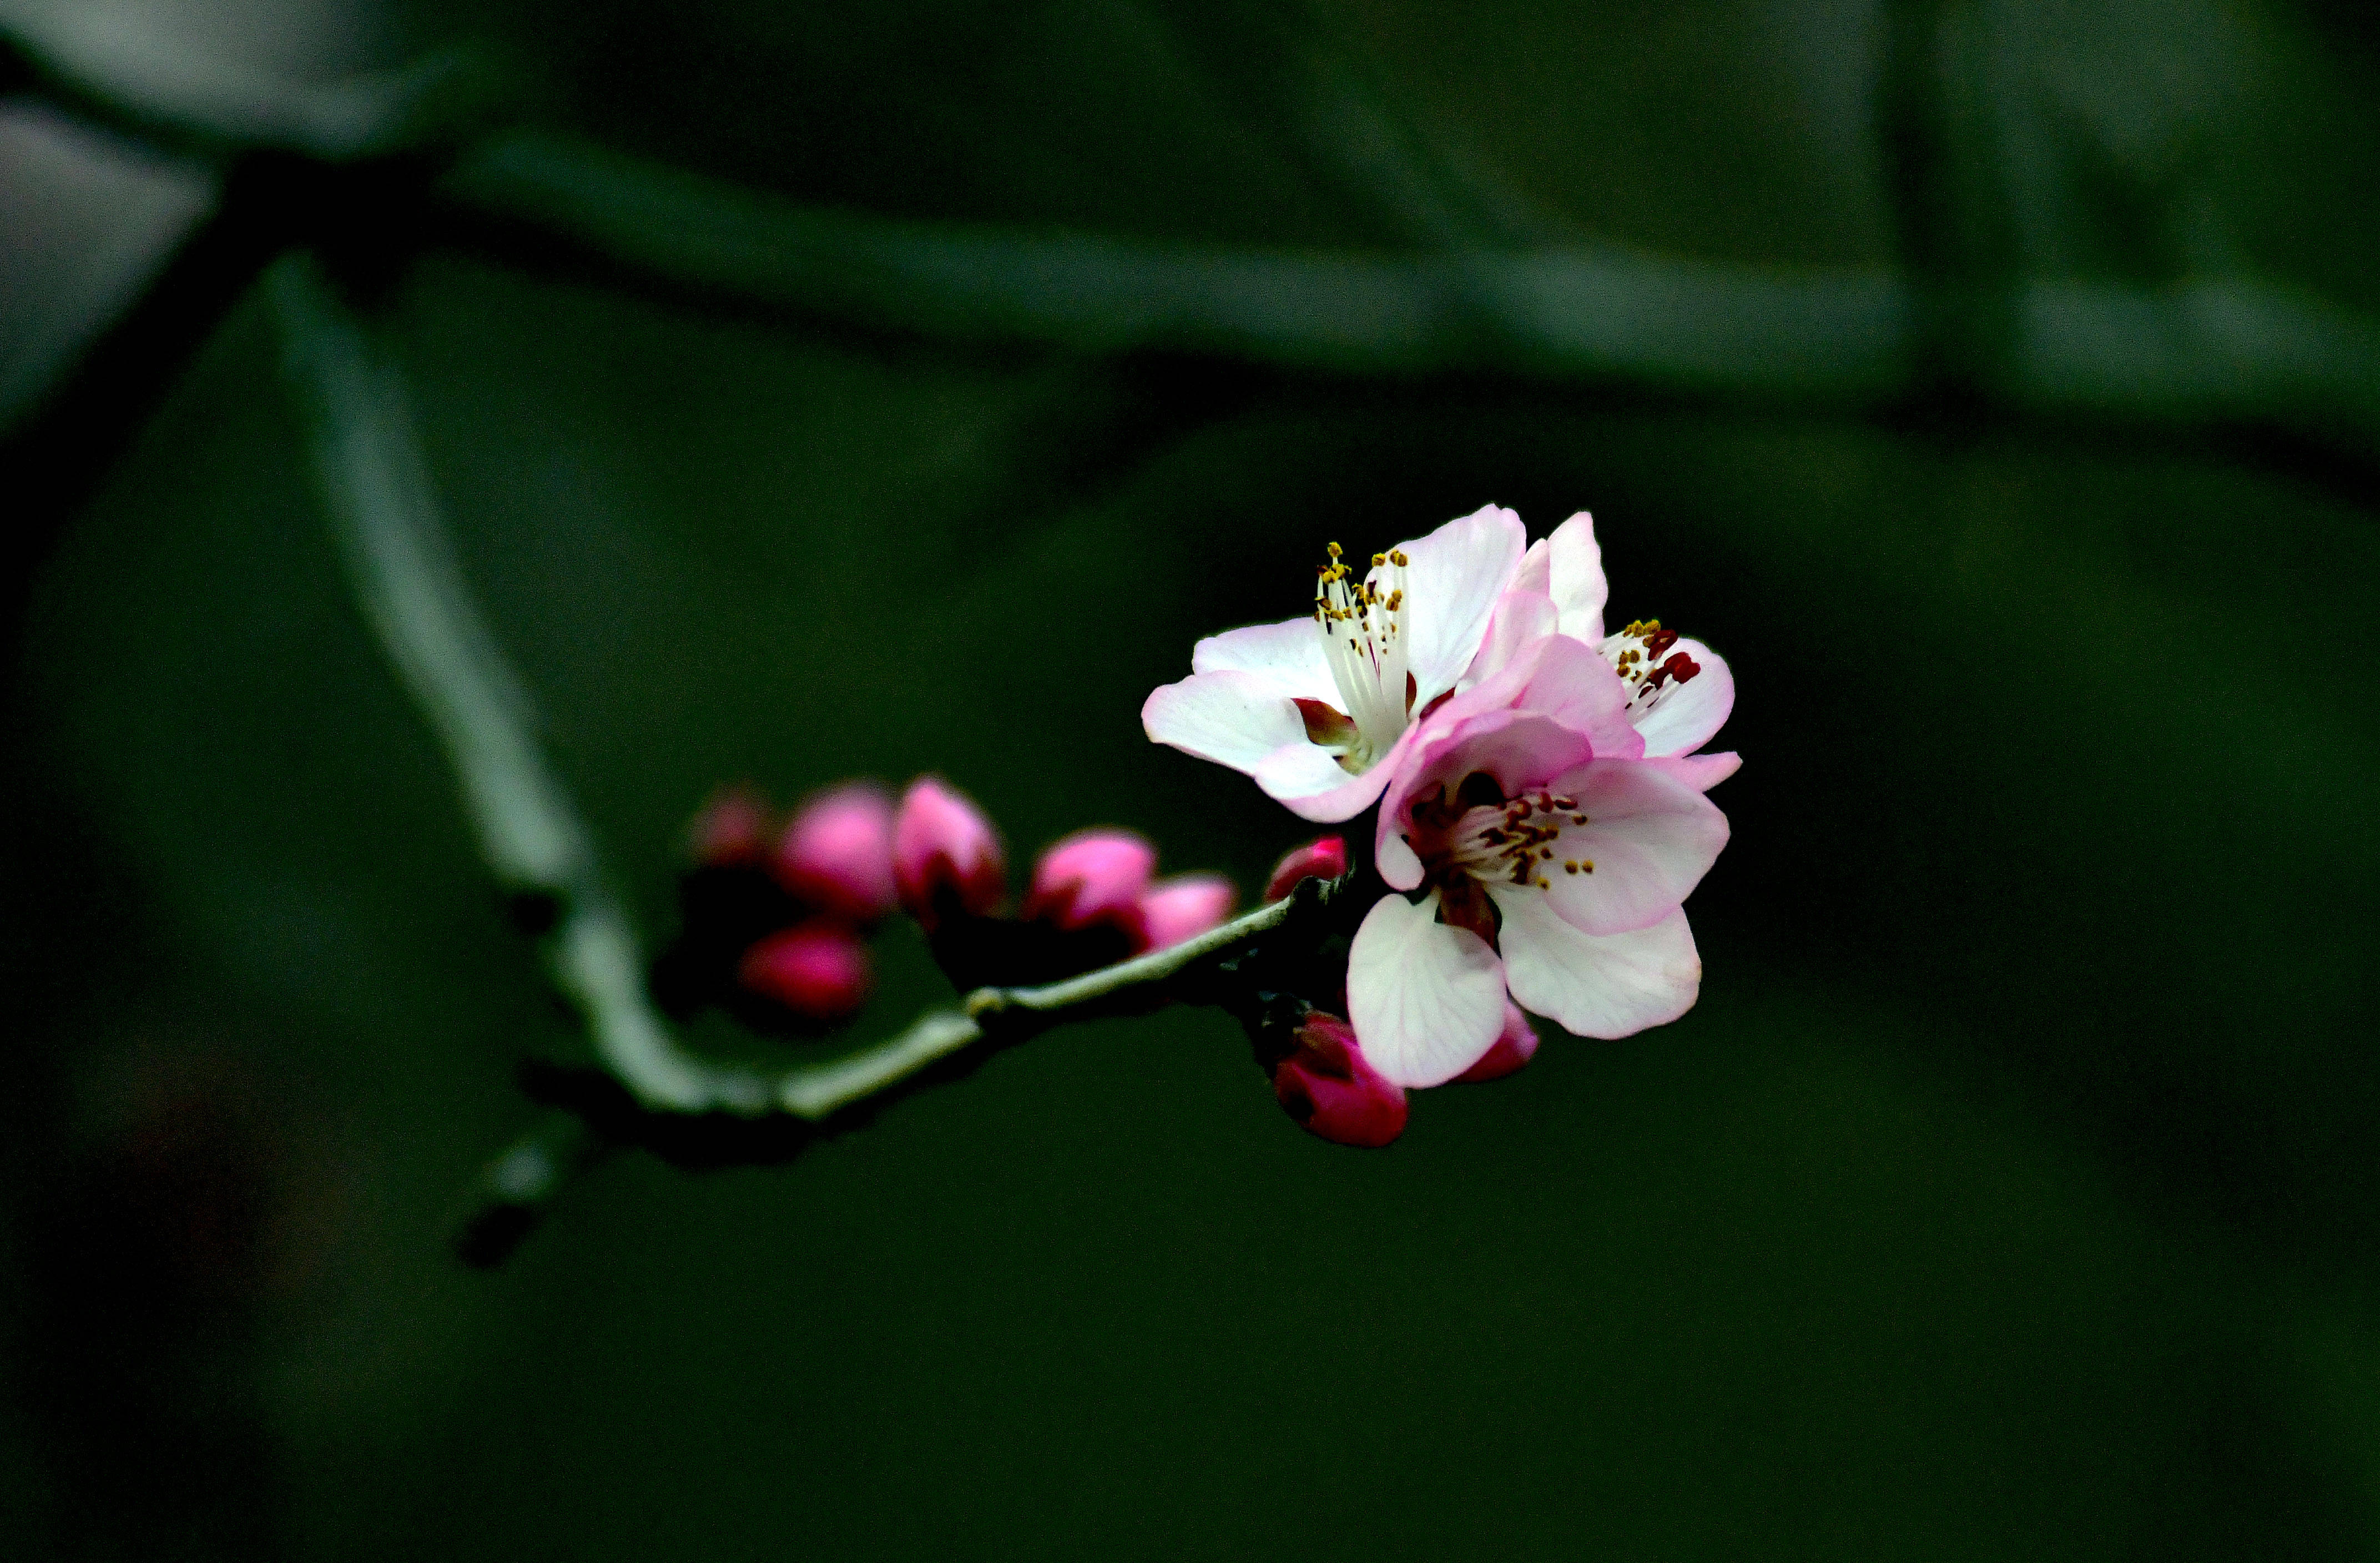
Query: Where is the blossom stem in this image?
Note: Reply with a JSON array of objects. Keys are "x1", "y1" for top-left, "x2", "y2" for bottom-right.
[{"x1": 270, "y1": 251, "x2": 1360, "y2": 1265}]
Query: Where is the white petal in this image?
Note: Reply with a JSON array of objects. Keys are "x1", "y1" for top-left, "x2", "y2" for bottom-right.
[
  {"x1": 1190, "y1": 616, "x2": 1337, "y2": 699},
  {"x1": 1253, "y1": 731, "x2": 1399, "y2": 822},
  {"x1": 1347, "y1": 893, "x2": 1508, "y2": 1087},
  {"x1": 1544, "y1": 512, "x2": 1608, "y2": 645},
  {"x1": 1532, "y1": 759, "x2": 1729, "y2": 935},
  {"x1": 1495, "y1": 898, "x2": 1701, "y2": 1040},
  {"x1": 1142, "y1": 670, "x2": 1307, "y2": 774},
  {"x1": 1396, "y1": 505, "x2": 1526, "y2": 705},
  {"x1": 1632, "y1": 637, "x2": 1733, "y2": 757}
]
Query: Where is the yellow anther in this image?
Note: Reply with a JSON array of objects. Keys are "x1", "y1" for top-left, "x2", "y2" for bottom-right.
[{"x1": 1390, "y1": 549, "x2": 1409, "y2": 567}]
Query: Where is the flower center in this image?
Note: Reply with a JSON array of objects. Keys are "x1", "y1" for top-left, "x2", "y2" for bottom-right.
[
  {"x1": 1404, "y1": 774, "x2": 1594, "y2": 944},
  {"x1": 1308, "y1": 542, "x2": 1414, "y2": 774},
  {"x1": 1602, "y1": 619, "x2": 1702, "y2": 722}
]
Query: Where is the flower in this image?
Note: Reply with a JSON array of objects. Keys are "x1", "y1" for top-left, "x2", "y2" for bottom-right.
[
  {"x1": 1022, "y1": 828, "x2": 1159, "y2": 935},
  {"x1": 1141, "y1": 505, "x2": 1527, "y2": 821},
  {"x1": 1348, "y1": 667, "x2": 1731, "y2": 1088},
  {"x1": 737, "y1": 921, "x2": 873, "y2": 1022},
  {"x1": 1137, "y1": 874, "x2": 1238, "y2": 951},
  {"x1": 770, "y1": 782, "x2": 898, "y2": 924},
  {"x1": 1470, "y1": 512, "x2": 1739, "y2": 793},
  {"x1": 1269, "y1": 1012, "x2": 1408, "y2": 1148},
  {"x1": 892, "y1": 776, "x2": 1006, "y2": 931},
  {"x1": 1262, "y1": 833, "x2": 1348, "y2": 902}
]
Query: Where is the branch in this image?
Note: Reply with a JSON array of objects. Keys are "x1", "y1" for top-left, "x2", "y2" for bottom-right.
[
  {"x1": 265, "y1": 251, "x2": 1362, "y2": 1263},
  {"x1": 0, "y1": 9, "x2": 496, "y2": 163}
]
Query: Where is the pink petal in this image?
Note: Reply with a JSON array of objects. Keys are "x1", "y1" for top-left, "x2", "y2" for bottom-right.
[
  {"x1": 1630, "y1": 636, "x2": 1733, "y2": 758},
  {"x1": 1650, "y1": 750, "x2": 1742, "y2": 793},
  {"x1": 1347, "y1": 892, "x2": 1507, "y2": 1088},
  {"x1": 893, "y1": 776, "x2": 1006, "y2": 931},
  {"x1": 1262, "y1": 834, "x2": 1348, "y2": 902},
  {"x1": 772, "y1": 781, "x2": 898, "y2": 924},
  {"x1": 1466, "y1": 578, "x2": 1559, "y2": 684},
  {"x1": 1142, "y1": 669, "x2": 1309, "y2": 775},
  {"x1": 1521, "y1": 758, "x2": 1730, "y2": 936},
  {"x1": 1455, "y1": 1001, "x2": 1541, "y2": 1083},
  {"x1": 1396, "y1": 504, "x2": 1527, "y2": 706},
  {"x1": 1025, "y1": 828, "x2": 1158, "y2": 933},
  {"x1": 738, "y1": 922, "x2": 872, "y2": 1022},
  {"x1": 1496, "y1": 899, "x2": 1701, "y2": 1040},
  {"x1": 1137, "y1": 873, "x2": 1238, "y2": 951},
  {"x1": 1272, "y1": 1012, "x2": 1408, "y2": 1148},
  {"x1": 1375, "y1": 708, "x2": 1597, "y2": 890}
]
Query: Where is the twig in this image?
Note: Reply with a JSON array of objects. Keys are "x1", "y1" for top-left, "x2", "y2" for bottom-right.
[{"x1": 265, "y1": 251, "x2": 1360, "y2": 1263}]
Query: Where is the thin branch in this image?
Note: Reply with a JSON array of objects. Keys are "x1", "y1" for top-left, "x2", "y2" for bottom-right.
[
  {"x1": 266, "y1": 251, "x2": 1359, "y2": 1262},
  {"x1": 0, "y1": 11, "x2": 495, "y2": 163}
]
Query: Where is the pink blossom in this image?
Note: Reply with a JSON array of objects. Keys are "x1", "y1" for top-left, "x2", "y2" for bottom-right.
[
  {"x1": 1270, "y1": 1012, "x2": 1408, "y2": 1148},
  {"x1": 893, "y1": 777, "x2": 1006, "y2": 931},
  {"x1": 1469, "y1": 512, "x2": 1739, "y2": 789},
  {"x1": 1141, "y1": 506, "x2": 1527, "y2": 821},
  {"x1": 771, "y1": 781, "x2": 898, "y2": 924},
  {"x1": 1137, "y1": 873, "x2": 1238, "y2": 951},
  {"x1": 737, "y1": 922, "x2": 872, "y2": 1021},
  {"x1": 1022, "y1": 828, "x2": 1158, "y2": 938},
  {"x1": 1455, "y1": 1002, "x2": 1541, "y2": 1083},
  {"x1": 1262, "y1": 834, "x2": 1348, "y2": 903},
  {"x1": 1347, "y1": 701, "x2": 1728, "y2": 1087}
]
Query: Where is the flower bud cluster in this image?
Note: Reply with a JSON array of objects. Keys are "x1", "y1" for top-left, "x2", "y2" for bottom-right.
[{"x1": 656, "y1": 777, "x2": 1242, "y2": 1034}]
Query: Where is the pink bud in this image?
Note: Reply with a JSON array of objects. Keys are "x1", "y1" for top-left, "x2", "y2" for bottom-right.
[
  {"x1": 1135, "y1": 873, "x2": 1237, "y2": 953},
  {"x1": 1272, "y1": 1013, "x2": 1408, "y2": 1148},
  {"x1": 688, "y1": 785, "x2": 774, "y2": 868},
  {"x1": 737, "y1": 922, "x2": 872, "y2": 1022},
  {"x1": 771, "y1": 781, "x2": 898, "y2": 924},
  {"x1": 1022, "y1": 828, "x2": 1157, "y2": 935},
  {"x1": 1455, "y1": 1001, "x2": 1541, "y2": 1083},
  {"x1": 893, "y1": 777, "x2": 1006, "y2": 931},
  {"x1": 1262, "y1": 834, "x2": 1348, "y2": 903}
]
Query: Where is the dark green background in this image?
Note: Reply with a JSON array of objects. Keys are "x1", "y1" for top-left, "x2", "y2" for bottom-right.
[{"x1": 4, "y1": 1, "x2": 2378, "y2": 1557}]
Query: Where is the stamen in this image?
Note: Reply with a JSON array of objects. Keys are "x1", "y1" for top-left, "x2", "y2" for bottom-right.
[{"x1": 1309, "y1": 538, "x2": 1414, "y2": 774}]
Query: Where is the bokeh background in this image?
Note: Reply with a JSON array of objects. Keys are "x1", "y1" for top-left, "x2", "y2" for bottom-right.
[{"x1": 6, "y1": 1, "x2": 2379, "y2": 1557}]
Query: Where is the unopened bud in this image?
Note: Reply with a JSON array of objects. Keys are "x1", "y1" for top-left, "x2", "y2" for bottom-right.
[
  {"x1": 736, "y1": 922, "x2": 871, "y2": 1022},
  {"x1": 1022, "y1": 828, "x2": 1156, "y2": 936},
  {"x1": 772, "y1": 781, "x2": 897, "y2": 924},
  {"x1": 1136, "y1": 873, "x2": 1236, "y2": 952},
  {"x1": 893, "y1": 777, "x2": 1006, "y2": 931},
  {"x1": 1455, "y1": 1001, "x2": 1541, "y2": 1083},
  {"x1": 687, "y1": 784, "x2": 774, "y2": 868},
  {"x1": 1272, "y1": 1013, "x2": 1407, "y2": 1148},
  {"x1": 1262, "y1": 833, "x2": 1348, "y2": 902}
]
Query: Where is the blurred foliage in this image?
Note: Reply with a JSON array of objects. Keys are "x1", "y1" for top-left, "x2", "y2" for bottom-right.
[{"x1": 3, "y1": 0, "x2": 2379, "y2": 1559}]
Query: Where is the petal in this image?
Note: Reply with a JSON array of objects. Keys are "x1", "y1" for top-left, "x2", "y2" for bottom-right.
[
  {"x1": 1024, "y1": 828, "x2": 1158, "y2": 930},
  {"x1": 1375, "y1": 708, "x2": 1597, "y2": 890},
  {"x1": 1440, "y1": 631, "x2": 1642, "y2": 762},
  {"x1": 1454, "y1": 1001, "x2": 1541, "y2": 1083},
  {"x1": 1255, "y1": 724, "x2": 1404, "y2": 822},
  {"x1": 1396, "y1": 504, "x2": 1526, "y2": 705},
  {"x1": 1347, "y1": 892, "x2": 1508, "y2": 1088},
  {"x1": 1544, "y1": 512, "x2": 1608, "y2": 645},
  {"x1": 1495, "y1": 899, "x2": 1701, "y2": 1040},
  {"x1": 1136, "y1": 873, "x2": 1238, "y2": 951},
  {"x1": 1142, "y1": 670, "x2": 1308, "y2": 775},
  {"x1": 1466, "y1": 579, "x2": 1559, "y2": 685},
  {"x1": 1632, "y1": 637, "x2": 1734, "y2": 757},
  {"x1": 1528, "y1": 758, "x2": 1730, "y2": 936},
  {"x1": 1648, "y1": 750, "x2": 1741, "y2": 793},
  {"x1": 1190, "y1": 616, "x2": 1337, "y2": 699}
]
